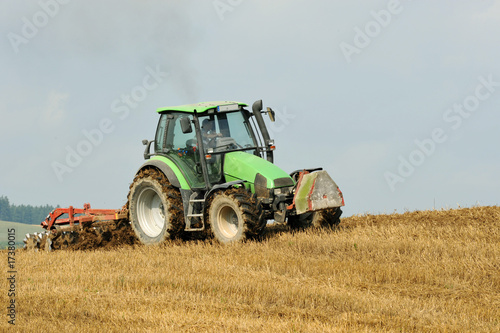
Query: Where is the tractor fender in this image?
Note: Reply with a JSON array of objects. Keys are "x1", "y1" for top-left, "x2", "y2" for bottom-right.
[
  {"x1": 136, "y1": 159, "x2": 182, "y2": 188},
  {"x1": 205, "y1": 180, "x2": 246, "y2": 200}
]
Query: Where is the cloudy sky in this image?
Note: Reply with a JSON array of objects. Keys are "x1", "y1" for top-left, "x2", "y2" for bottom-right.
[{"x1": 1, "y1": 0, "x2": 499, "y2": 218}]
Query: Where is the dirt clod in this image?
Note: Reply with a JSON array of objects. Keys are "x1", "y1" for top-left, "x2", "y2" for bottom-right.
[{"x1": 65, "y1": 220, "x2": 140, "y2": 251}]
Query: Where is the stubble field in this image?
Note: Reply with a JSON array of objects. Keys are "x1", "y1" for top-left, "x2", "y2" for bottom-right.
[{"x1": 2, "y1": 206, "x2": 499, "y2": 332}]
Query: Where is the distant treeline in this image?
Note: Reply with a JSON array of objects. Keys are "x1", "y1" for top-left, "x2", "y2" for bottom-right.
[{"x1": 0, "y1": 196, "x2": 58, "y2": 225}]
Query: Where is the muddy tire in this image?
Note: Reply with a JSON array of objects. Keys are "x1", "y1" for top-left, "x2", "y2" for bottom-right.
[
  {"x1": 288, "y1": 207, "x2": 342, "y2": 229},
  {"x1": 128, "y1": 168, "x2": 184, "y2": 245},
  {"x1": 208, "y1": 188, "x2": 265, "y2": 244}
]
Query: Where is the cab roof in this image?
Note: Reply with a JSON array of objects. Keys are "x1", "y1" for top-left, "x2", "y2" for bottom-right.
[{"x1": 156, "y1": 101, "x2": 247, "y2": 114}]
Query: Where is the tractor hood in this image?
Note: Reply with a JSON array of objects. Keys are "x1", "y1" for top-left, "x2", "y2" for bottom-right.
[{"x1": 223, "y1": 152, "x2": 294, "y2": 189}]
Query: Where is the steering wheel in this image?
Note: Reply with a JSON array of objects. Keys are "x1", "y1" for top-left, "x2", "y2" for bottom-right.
[
  {"x1": 186, "y1": 138, "x2": 198, "y2": 149},
  {"x1": 214, "y1": 137, "x2": 242, "y2": 150}
]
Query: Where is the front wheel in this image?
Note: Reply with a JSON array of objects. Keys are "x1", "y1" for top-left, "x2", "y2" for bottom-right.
[
  {"x1": 208, "y1": 188, "x2": 265, "y2": 244},
  {"x1": 128, "y1": 168, "x2": 184, "y2": 245}
]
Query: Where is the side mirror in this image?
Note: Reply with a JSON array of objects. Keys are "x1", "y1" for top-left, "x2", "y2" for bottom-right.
[
  {"x1": 267, "y1": 107, "x2": 275, "y2": 122},
  {"x1": 180, "y1": 117, "x2": 192, "y2": 134},
  {"x1": 142, "y1": 140, "x2": 154, "y2": 160}
]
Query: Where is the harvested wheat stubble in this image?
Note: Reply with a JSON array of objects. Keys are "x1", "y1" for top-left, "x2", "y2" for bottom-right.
[{"x1": 3, "y1": 206, "x2": 499, "y2": 332}]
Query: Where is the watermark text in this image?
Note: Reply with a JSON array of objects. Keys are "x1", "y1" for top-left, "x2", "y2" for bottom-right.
[
  {"x1": 213, "y1": 0, "x2": 244, "y2": 21},
  {"x1": 6, "y1": 229, "x2": 16, "y2": 325},
  {"x1": 8, "y1": 0, "x2": 71, "y2": 54},
  {"x1": 339, "y1": 0, "x2": 404, "y2": 63},
  {"x1": 385, "y1": 74, "x2": 499, "y2": 191},
  {"x1": 51, "y1": 65, "x2": 167, "y2": 182}
]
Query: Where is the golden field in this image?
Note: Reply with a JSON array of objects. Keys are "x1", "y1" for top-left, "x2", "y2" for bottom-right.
[{"x1": 2, "y1": 206, "x2": 499, "y2": 332}]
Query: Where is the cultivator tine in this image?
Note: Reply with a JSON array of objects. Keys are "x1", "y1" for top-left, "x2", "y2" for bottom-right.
[
  {"x1": 23, "y1": 234, "x2": 29, "y2": 250},
  {"x1": 24, "y1": 232, "x2": 41, "y2": 251},
  {"x1": 44, "y1": 235, "x2": 52, "y2": 252}
]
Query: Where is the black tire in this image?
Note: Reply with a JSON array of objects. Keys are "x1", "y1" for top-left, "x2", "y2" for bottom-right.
[
  {"x1": 128, "y1": 168, "x2": 184, "y2": 245},
  {"x1": 208, "y1": 188, "x2": 265, "y2": 244},
  {"x1": 288, "y1": 207, "x2": 342, "y2": 230}
]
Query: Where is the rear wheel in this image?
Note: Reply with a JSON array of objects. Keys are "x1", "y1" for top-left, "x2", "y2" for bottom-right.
[
  {"x1": 288, "y1": 207, "x2": 342, "y2": 229},
  {"x1": 208, "y1": 188, "x2": 265, "y2": 244},
  {"x1": 128, "y1": 168, "x2": 184, "y2": 245}
]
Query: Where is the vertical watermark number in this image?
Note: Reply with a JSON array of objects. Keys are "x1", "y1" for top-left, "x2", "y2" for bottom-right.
[{"x1": 6, "y1": 228, "x2": 16, "y2": 325}]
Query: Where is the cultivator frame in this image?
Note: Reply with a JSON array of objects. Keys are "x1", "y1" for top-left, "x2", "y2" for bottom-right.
[{"x1": 42, "y1": 203, "x2": 127, "y2": 230}]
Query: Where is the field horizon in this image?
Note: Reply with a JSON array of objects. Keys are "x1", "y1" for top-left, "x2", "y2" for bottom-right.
[
  {"x1": 1, "y1": 206, "x2": 499, "y2": 332},
  {"x1": 0, "y1": 220, "x2": 43, "y2": 249}
]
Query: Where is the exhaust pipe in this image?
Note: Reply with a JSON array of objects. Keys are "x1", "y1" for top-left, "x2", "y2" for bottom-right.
[{"x1": 252, "y1": 100, "x2": 274, "y2": 163}]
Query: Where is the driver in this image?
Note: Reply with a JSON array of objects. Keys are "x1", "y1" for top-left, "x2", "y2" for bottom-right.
[
  {"x1": 201, "y1": 119, "x2": 222, "y2": 139},
  {"x1": 201, "y1": 119, "x2": 222, "y2": 148}
]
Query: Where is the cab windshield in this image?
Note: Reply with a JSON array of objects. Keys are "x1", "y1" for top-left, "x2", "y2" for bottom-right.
[{"x1": 199, "y1": 111, "x2": 257, "y2": 152}]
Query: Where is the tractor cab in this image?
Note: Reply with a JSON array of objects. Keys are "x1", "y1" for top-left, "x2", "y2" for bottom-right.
[{"x1": 151, "y1": 101, "x2": 276, "y2": 190}]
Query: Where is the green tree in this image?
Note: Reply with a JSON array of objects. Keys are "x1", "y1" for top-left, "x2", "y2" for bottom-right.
[
  {"x1": 0, "y1": 195, "x2": 58, "y2": 224},
  {"x1": 0, "y1": 196, "x2": 11, "y2": 220}
]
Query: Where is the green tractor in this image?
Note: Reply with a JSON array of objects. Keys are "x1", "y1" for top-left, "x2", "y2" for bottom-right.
[
  {"x1": 24, "y1": 99, "x2": 345, "y2": 251},
  {"x1": 128, "y1": 100, "x2": 344, "y2": 244}
]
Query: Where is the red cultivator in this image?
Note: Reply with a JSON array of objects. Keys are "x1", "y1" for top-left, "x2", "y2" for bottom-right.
[{"x1": 24, "y1": 204, "x2": 131, "y2": 251}]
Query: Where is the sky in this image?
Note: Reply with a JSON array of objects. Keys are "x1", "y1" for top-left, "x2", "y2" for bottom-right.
[{"x1": 1, "y1": 0, "x2": 499, "y2": 219}]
